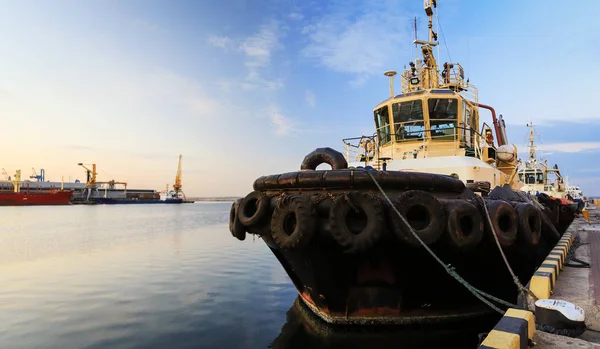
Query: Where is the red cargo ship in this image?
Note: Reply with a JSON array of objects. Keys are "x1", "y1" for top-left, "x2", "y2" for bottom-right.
[{"x1": 0, "y1": 190, "x2": 74, "y2": 206}]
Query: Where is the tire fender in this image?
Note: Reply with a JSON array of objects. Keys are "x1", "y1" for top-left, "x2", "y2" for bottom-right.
[
  {"x1": 300, "y1": 147, "x2": 348, "y2": 170},
  {"x1": 390, "y1": 190, "x2": 445, "y2": 247},
  {"x1": 515, "y1": 203, "x2": 542, "y2": 246},
  {"x1": 229, "y1": 198, "x2": 246, "y2": 241},
  {"x1": 271, "y1": 195, "x2": 316, "y2": 250},
  {"x1": 329, "y1": 192, "x2": 385, "y2": 253},
  {"x1": 442, "y1": 200, "x2": 484, "y2": 251},
  {"x1": 238, "y1": 190, "x2": 270, "y2": 226},
  {"x1": 484, "y1": 200, "x2": 518, "y2": 247}
]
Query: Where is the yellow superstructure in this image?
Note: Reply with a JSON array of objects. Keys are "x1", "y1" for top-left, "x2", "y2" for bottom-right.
[{"x1": 343, "y1": 0, "x2": 522, "y2": 191}]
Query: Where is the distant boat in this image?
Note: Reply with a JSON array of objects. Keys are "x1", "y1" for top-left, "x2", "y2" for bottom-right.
[
  {"x1": 94, "y1": 197, "x2": 183, "y2": 205},
  {"x1": 0, "y1": 190, "x2": 74, "y2": 206},
  {"x1": 0, "y1": 169, "x2": 74, "y2": 206}
]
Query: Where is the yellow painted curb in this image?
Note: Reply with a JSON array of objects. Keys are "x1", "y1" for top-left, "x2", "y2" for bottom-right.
[
  {"x1": 482, "y1": 233, "x2": 574, "y2": 348},
  {"x1": 478, "y1": 309, "x2": 535, "y2": 349},
  {"x1": 528, "y1": 233, "x2": 573, "y2": 299}
]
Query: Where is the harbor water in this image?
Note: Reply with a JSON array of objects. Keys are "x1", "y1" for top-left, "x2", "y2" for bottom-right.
[{"x1": 0, "y1": 203, "x2": 497, "y2": 348}]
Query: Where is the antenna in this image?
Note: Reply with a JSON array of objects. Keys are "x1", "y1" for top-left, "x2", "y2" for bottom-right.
[
  {"x1": 384, "y1": 70, "x2": 397, "y2": 97},
  {"x1": 414, "y1": 16, "x2": 418, "y2": 61}
]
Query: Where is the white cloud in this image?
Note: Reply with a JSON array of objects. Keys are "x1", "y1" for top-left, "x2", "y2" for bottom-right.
[
  {"x1": 301, "y1": 1, "x2": 409, "y2": 86},
  {"x1": 238, "y1": 20, "x2": 285, "y2": 91},
  {"x1": 207, "y1": 35, "x2": 232, "y2": 49},
  {"x1": 577, "y1": 168, "x2": 600, "y2": 173},
  {"x1": 305, "y1": 89, "x2": 316, "y2": 108},
  {"x1": 209, "y1": 21, "x2": 285, "y2": 92},
  {"x1": 516, "y1": 142, "x2": 600, "y2": 154},
  {"x1": 289, "y1": 12, "x2": 304, "y2": 21},
  {"x1": 266, "y1": 106, "x2": 296, "y2": 136}
]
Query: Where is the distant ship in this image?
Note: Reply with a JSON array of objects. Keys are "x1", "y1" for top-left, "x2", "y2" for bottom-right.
[
  {"x1": 0, "y1": 190, "x2": 74, "y2": 206},
  {"x1": 94, "y1": 197, "x2": 183, "y2": 204},
  {"x1": 0, "y1": 170, "x2": 74, "y2": 206}
]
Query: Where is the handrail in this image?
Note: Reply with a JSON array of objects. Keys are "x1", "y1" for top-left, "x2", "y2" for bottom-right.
[{"x1": 342, "y1": 125, "x2": 493, "y2": 163}]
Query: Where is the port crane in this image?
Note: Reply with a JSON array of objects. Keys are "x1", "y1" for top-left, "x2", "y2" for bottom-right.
[
  {"x1": 78, "y1": 163, "x2": 128, "y2": 200},
  {"x1": 30, "y1": 168, "x2": 45, "y2": 182},
  {"x1": 1, "y1": 168, "x2": 10, "y2": 181},
  {"x1": 173, "y1": 154, "x2": 184, "y2": 198},
  {"x1": 163, "y1": 155, "x2": 186, "y2": 200},
  {"x1": 78, "y1": 163, "x2": 97, "y2": 188}
]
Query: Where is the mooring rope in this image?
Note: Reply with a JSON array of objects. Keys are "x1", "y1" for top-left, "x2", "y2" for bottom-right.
[
  {"x1": 362, "y1": 169, "x2": 522, "y2": 315},
  {"x1": 475, "y1": 195, "x2": 540, "y2": 311},
  {"x1": 564, "y1": 232, "x2": 590, "y2": 268}
]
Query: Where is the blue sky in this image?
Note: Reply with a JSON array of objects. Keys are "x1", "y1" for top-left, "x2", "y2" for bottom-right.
[{"x1": 0, "y1": 0, "x2": 599, "y2": 196}]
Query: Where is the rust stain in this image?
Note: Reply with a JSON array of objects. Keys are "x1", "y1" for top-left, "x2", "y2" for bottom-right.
[
  {"x1": 348, "y1": 306, "x2": 402, "y2": 317},
  {"x1": 300, "y1": 290, "x2": 330, "y2": 315}
]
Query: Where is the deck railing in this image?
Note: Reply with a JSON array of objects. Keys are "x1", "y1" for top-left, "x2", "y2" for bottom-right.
[{"x1": 342, "y1": 125, "x2": 490, "y2": 165}]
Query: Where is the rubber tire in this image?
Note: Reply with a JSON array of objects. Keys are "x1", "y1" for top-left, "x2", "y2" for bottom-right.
[
  {"x1": 329, "y1": 192, "x2": 385, "y2": 253},
  {"x1": 238, "y1": 190, "x2": 270, "y2": 226},
  {"x1": 390, "y1": 190, "x2": 444, "y2": 247},
  {"x1": 271, "y1": 195, "x2": 316, "y2": 250},
  {"x1": 229, "y1": 198, "x2": 246, "y2": 241},
  {"x1": 300, "y1": 147, "x2": 348, "y2": 170},
  {"x1": 485, "y1": 200, "x2": 518, "y2": 247},
  {"x1": 442, "y1": 201, "x2": 484, "y2": 251},
  {"x1": 515, "y1": 203, "x2": 541, "y2": 246}
]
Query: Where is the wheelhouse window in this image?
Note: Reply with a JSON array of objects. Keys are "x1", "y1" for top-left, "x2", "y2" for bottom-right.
[
  {"x1": 374, "y1": 105, "x2": 391, "y2": 146},
  {"x1": 392, "y1": 99, "x2": 424, "y2": 142},
  {"x1": 428, "y1": 98, "x2": 458, "y2": 139},
  {"x1": 520, "y1": 170, "x2": 544, "y2": 185}
]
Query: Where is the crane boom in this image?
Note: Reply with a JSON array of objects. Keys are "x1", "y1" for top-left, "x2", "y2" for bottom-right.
[
  {"x1": 173, "y1": 154, "x2": 182, "y2": 192},
  {"x1": 78, "y1": 163, "x2": 97, "y2": 187}
]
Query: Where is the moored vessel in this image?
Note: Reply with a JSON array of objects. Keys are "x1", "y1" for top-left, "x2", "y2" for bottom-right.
[
  {"x1": 517, "y1": 122, "x2": 581, "y2": 231},
  {"x1": 229, "y1": 0, "x2": 577, "y2": 325},
  {"x1": 0, "y1": 170, "x2": 73, "y2": 206}
]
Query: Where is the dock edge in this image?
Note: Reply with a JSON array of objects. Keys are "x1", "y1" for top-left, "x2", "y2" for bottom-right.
[{"x1": 478, "y1": 232, "x2": 574, "y2": 348}]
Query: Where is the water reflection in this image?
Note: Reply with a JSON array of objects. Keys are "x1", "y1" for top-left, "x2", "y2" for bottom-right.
[
  {"x1": 271, "y1": 297, "x2": 499, "y2": 349},
  {"x1": 0, "y1": 203, "x2": 501, "y2": 348}
]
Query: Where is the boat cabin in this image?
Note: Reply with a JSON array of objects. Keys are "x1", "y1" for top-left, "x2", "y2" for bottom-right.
[{"x1": 372, "y1": 89, "x2": 482, "y2": 158}]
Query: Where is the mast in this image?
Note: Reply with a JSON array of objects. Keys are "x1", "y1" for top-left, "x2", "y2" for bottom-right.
[
  {"x1": 527, "y1": 122, "x2": 536, "y2": 166},
  {"x1": 425, "y1": 0, "x2": 438, "y2": 43},
  {"x1": 403, "y1": 0, "x2": 440, "y2": 90}
]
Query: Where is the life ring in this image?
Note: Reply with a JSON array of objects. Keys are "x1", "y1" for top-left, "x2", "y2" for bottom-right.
[
  {"x1": 300, "y1": 147, "x2": 348, "y2": 170},
  {"x1": 515, "y1": 203, "x2": 541, "y2": 246},
  {"x1": 484, "y1": 200, "x2": 517, "y2": 247},
  {"x1": 238, "y1": 190, "x2": 270, "y2": 226},
  {"x1": 329, "y1": 192, "x2": 385, "y2": 253},
  {"x1": 390, "y1": 190, "x2": 444, "y2": 247},
  {"x1": 270, "y1": 195, "x2": 316, "y2": 249},
  {"x1": 229, "y1": 198, "x2": 246, "y2": 241},
  {"x1": 442, "y1": 200, "x2": 483, "y2": 251}
]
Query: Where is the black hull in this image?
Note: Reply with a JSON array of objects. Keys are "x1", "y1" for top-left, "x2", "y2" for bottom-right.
[
  {"x1": 230, "y1": 149, "x2": 577, "y2": 325},
  {"x1": 270, "y1": 297, "x2": 500, "y2": 349},
  {"x1": 262, "y1": 221, "x2": 555, "y2": 325}
]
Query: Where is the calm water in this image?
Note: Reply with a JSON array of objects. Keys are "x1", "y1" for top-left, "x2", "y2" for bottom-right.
[{"x1": 0, "y1": 203, "x2": 492, "y2": 348}]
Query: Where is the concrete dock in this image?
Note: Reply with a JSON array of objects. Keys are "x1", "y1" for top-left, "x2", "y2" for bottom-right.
[
  {"x1": 532, "y1": 208, "x2": 600, "y2": 348},
  {"x1": 483, "y1": 207, "x2": 600, "y2": 349}
]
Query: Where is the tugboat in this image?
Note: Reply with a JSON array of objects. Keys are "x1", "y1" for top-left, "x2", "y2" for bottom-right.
[
  {"x1": 229, "y1": 0, "x2": 576, "y2": 325},
  {"x1": 517, "y1": 122, "x2": 581, "y2": 231}
]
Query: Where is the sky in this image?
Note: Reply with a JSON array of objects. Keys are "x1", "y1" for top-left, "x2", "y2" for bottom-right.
[{"x1": 0, "y1": 0, "x2": 599, "y2": 197}]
